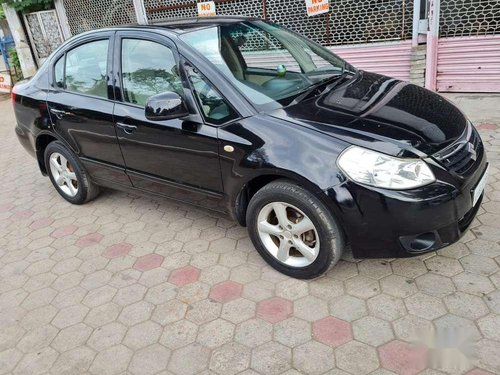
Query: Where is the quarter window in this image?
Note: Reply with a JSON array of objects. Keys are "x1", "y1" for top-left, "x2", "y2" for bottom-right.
[
  {"x1": 64, "y1": 40, "x2": 109, "y2": 98},
  {"x1": 186, "y1": 65, "x2": 237, "y2": 125},
  {"x1": 121, "y1": 39, "x2": 183, "y2": 107},
  {"x1": 54, "y1": 56, "x2": 64, "y2": 88}
]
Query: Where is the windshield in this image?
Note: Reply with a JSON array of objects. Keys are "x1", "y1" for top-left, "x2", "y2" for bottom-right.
[{"x1": 180, "y1": 20, "x2": 351, "y2": 111}]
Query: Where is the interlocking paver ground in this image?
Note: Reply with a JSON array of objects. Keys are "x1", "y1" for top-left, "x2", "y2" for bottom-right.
[{"x1": 1, "y1": 93, "x2": 500, "y2": 374}]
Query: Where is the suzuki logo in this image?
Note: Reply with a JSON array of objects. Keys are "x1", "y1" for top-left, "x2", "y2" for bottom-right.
[{"x1": 467, "y1": 142, "x2": 477, "y2": 161}]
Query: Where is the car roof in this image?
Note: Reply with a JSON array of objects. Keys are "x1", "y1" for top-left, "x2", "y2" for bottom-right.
[
  {"x1": 156, "y1": 15, "x2": 259, "y2": 28},
  {"x1": 78, "y1": 16, "x2": 260, "y2": 38}
]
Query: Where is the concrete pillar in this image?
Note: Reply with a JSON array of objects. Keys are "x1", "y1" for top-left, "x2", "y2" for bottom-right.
[
  {"x1": 410, "y1": 45, "x2": 426, "y2": 87},
  {"x1": 54, "y1": 0, "x2": 72, "y2": 40},
  {"x1": 412, "y1": 0, "x2": 421, "y2": 47},
  {"x1": 1, "y1": 4, "x2": 37, "y2": 78},
  {"x1": 133, "y1": 0, "x2": 149, "y2": 24},
  {"x1": 425, "y1": 0, "x2": 440, "y2": 91}
]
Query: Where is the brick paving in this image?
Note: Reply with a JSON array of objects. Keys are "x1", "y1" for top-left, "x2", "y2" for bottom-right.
[{"x1": 0, "y1": 94, "x2": 499, "y2": 374}]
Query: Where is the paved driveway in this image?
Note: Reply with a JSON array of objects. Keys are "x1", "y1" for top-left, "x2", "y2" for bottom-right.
[{"x1": 0, "y1": 94, "x2": 499, "y2": 375}]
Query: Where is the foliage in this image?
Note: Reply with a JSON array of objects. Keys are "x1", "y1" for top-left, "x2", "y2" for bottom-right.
[
  {"x1": 2, "y1": 0, "x2": 53, "y2": 13},
  {"x1": 0, "y1": 6, "x2": 4, "y2": 20},
  {"x1": 8, "y1": 47, "x2": 23, "y2": 81},
  {"x1": 122, "y1": 68, "x2": 184, "y2": 106}
]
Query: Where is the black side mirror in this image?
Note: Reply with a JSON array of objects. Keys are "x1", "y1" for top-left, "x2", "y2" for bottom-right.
[{"x1": 145, "y1": 91, "x2": 189, "y2": 121}]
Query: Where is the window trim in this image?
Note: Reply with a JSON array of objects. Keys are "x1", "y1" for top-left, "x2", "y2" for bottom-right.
[{"x1": 50, "y1": 35, "x2": 114, "y2": 102}]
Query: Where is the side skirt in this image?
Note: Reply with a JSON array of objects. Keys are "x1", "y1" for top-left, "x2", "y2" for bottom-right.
[
  {"x1": 80, "y1": 157, "x2": 236, "y2": 220},
  {"x1": 93, "y1": 177, "x2": 234, "y2": 218}
]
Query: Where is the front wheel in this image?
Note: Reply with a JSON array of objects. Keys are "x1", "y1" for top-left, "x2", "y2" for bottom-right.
[
  {"x1": 45, "y1": 141, "x2": 99, "y2": 205},
  {"x1": 247, "y1": 180, "x2": 344, "y2": 279}
]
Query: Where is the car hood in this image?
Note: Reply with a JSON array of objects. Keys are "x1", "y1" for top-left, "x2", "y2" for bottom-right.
[{"x1": 269, "y1": 71, "x2": 468, "y2": 157}]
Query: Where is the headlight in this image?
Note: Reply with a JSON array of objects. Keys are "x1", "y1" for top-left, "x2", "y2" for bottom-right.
[{"x1": 337, "y1": 146, "x2": 435, "y2": 189}]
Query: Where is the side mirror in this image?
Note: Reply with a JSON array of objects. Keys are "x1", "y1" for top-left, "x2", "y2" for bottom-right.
[{"x1": 145, "y1": 91, "x2": 189, "y2": 121}]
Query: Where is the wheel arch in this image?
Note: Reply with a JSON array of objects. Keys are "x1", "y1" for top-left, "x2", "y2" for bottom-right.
[
  {"x1": 232, "y1": 171, "x2": 331, "y2": 226},
  {"x1": 35, "y1": 132, "x2": 64, "y2": 175},
  {"x1": 233, "y1": 171, "x2": 350, "y2": 249}
]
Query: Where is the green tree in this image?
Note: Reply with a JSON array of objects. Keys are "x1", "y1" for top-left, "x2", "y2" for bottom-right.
[
  {"x1": 8, "y1": 47, "x2": 23, "y2": 81},
  {"x1": 2, "y1": 0, "x2": 53, "y2": 13}
]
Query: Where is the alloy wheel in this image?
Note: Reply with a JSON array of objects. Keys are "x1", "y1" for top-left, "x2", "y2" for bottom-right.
[
  {"x1": 257, "y1": 202, "x2": 320, "y2": 267},
  {"x1": 49, "y1": 152, "x2": 79, "y2": 197}
]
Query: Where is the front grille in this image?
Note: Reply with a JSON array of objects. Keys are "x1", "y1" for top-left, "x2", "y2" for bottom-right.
[{"x1": 433, "y1": 124, "x2": 483, "y2": 175}]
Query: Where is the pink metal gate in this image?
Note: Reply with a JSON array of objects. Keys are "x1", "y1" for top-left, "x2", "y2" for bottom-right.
[
  {"x1": 436, "y1": 35, "x2": 500, "y2": 92},
  {"x1": 427, "y1": 0, "x2": 500, "y2": 92},
  {"x1": 333, "y1": 41, "x2": 413, "y2": 82}
]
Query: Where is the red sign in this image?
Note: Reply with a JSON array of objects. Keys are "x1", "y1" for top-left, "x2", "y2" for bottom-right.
[
  {"x1": 0, "y1": 72, "x2": 12, "y2": 93},
  {"x1": 305, "y1": 0, "x2": 330, "y2": 17},
  {"x1": 197, "y1": 1, "x2": 216, "y2": 17}
]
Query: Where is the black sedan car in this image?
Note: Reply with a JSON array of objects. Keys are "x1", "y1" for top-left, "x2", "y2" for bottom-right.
[{"x1": 13, "y1": 17, "x2": 488, "y2": 279}]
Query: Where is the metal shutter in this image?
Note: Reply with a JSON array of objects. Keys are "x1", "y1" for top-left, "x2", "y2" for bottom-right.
[
  {"x1": 332, "y1": 41, "x2": 412, "y2": 81},
  {"x1": 436, "y1": 35, "x2": 500, "y2": 92}
]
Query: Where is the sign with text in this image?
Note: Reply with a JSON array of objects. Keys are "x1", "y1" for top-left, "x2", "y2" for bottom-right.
[
  {"x1": 305, "y1": 0, "x2": 329, "y2": 17},
  {"x1": 0, "y1": 71, "x2": 12, "y2": 93},
  {"x1": 197, "y1": 1, "x2": 217, "y2": 17}
]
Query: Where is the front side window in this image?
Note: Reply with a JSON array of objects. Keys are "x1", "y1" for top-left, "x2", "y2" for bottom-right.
[
  {"x1": 186, "y1": 64, "x2": 237, "y2": 125},
  {"x1": 180, "y1": 20, "x2": 349, "y2": 111},
  {"x1": 64, "y1": 39, "x2": 109, "y2": 98},
  {"x1": 121, "y1": 39, "x2": 183, "y2": 107}
]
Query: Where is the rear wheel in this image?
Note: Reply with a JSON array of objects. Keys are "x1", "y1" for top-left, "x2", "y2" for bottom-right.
[
  {"x1": 247, "y1": 180, "x2": 344, "y2": 279},
  {"x1": 45, "y1": 141, "x2": 99, "y2": 204}
]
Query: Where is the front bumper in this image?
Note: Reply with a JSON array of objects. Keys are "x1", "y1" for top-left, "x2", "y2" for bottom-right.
[{"x1": 324, "y1": 147, "x2": 488, "y2": 259}]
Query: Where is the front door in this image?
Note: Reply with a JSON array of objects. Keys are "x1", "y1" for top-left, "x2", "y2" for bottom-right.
[
  {"x1": 112, "y1": 32, "x2": 225, "y2": 210},
  {"x1": 46, "y1": 34, "x2": 130, "y2": 186}
]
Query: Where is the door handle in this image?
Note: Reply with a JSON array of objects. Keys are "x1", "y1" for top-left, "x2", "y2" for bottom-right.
[
  {"x1": 116, "y1": 122, "x2": 137, "y2": 135},
  {"x1": 50, "y1": 108, "x2": 71, "y2": 119}
]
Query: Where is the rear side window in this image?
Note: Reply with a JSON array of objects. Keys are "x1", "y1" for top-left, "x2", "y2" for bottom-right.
[
  {"x1": 55, "y1": 39, "x2": 109, "y2": 98},
  {"x1": 121, "y1": 39, "x2": 183, "y2": 107}
]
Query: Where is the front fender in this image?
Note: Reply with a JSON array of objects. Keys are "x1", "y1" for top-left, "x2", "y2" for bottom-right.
[{"x1": 218, "y1": 114, "x2": 350, "y2": 220}]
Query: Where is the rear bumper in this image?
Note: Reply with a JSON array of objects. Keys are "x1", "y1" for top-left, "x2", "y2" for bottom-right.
[{"x1": 324, "y1": 154, "x2": 488, "y2": 259}]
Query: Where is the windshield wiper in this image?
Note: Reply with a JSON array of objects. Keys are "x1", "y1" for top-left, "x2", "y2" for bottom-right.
[{"x1": 289, "y1": 69, "x2": 354, "y2": 106}]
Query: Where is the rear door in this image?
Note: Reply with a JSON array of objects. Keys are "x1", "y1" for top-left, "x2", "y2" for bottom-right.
[
  {"x1": 112, "y1": 31, "x2": 232, "y2": 210},
  {"x1": 47, "y1": 32, "x2": 130, "y2": 186}
]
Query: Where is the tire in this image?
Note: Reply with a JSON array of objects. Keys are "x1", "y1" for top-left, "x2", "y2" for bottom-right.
[
  {"x1": 44, "y1": 141, "x2": 99, "y2": 205},
  {"x1": 247, "y1": 179, "x2": 344, "y2": 279}
]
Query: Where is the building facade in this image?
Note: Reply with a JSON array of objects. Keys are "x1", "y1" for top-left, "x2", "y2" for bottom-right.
[{"x1": 8, "y1": 0, "x2": 500, "y2": 92}]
